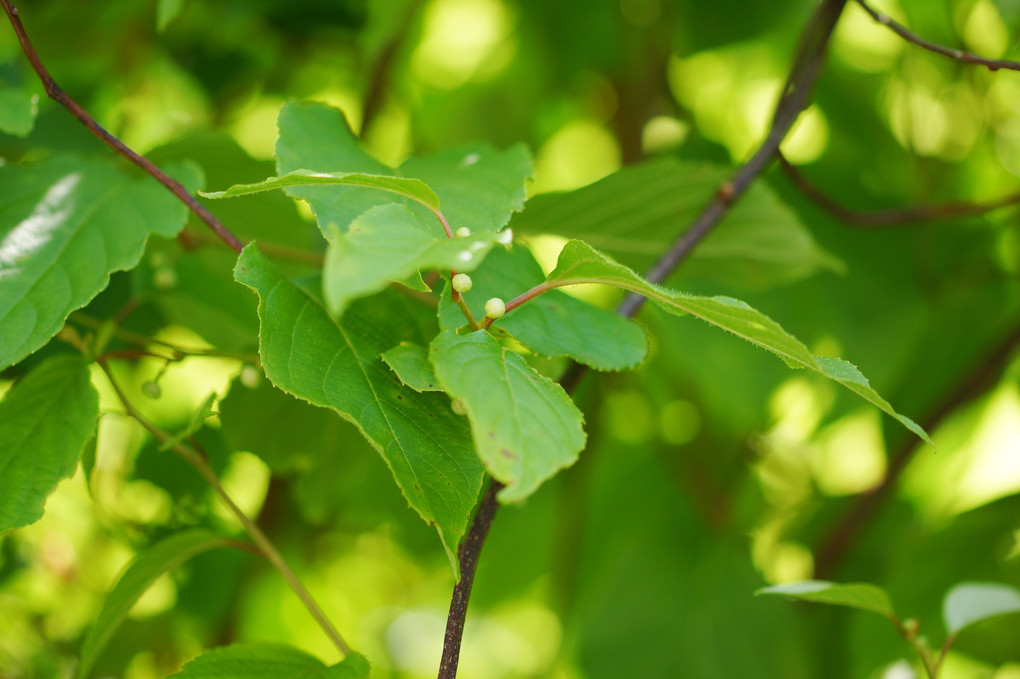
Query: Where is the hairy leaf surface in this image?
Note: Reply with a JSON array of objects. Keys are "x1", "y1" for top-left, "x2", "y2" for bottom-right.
[
  {"x1": 169, "y1": 643, "x2": 369, "y2": 678},
  {"x1": 78, "y1": 530, "x2": 231, "y2": 679},
  {"x1": 0, "y1": 155, "x2": 198, "y2": 370},
  {"x1": 545, "y1": 240, "x2": 932, "y2": 445},
  {"x1": 430, "y1": 329, "x2": 586, "y2": 502},
  {"x1": 0, "y1": 354, "x2": 98, "y2": 534},
  {"x1": 234, "y1": 245, "x2": 483, "y2": 572}
]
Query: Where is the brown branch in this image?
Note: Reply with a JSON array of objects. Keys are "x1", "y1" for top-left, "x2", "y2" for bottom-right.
[
  {"x1": 778, "y1": 153, "x2": 1020, "y2": 227},
  {"x1": 435, "y1": 2, "x2": 849, "y2": 676},
  {"x1": 855, "y1": 0, "x2": 1020, "y2": 72},
  {"x1": 1, "y1": 1, "x2": 245, "y2": 254},
  {"x1": 815, "y1": 321, "x2": 1020, "y2": 578},
  {"x1": 360, "y1": 0, "x2": 423, "y2": 137}
]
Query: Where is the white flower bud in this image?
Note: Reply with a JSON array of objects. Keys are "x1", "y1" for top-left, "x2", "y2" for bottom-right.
[
  {"x1": 484, "y1": 297, "x2": 506, "y2": 319},
  {"x1": 455, "y1": 227, "x2": 472, "y2": 238},
  {"x1": 452, "y1": 273, "x2": 473, "y2": 293},
  {"x1": 451, "y1": 398, "x2": 468, "y2": 415}
]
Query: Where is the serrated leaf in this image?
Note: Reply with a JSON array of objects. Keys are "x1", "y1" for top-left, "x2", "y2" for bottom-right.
[
  {"x1": 0, "y1": 86, "x2": 38, "y2": 137},
  {"x1": 438, "y1": 246, "x2": 648, "y2": 371},
  {"x1": 382, "y1": 342, "x2": 442, "y2": 392},
  {"x1": 756, "y1": 581, "x2": 895, "y2": 618},
  {"x1": 200, "y1": 169, "x2": 440, "y2": 211},
  {"x1": 943, "y1": 582, "x2": 1020, "y2": 635},
  {"x1": 511, "y1": 157, "x2": 843, "y2": 288},
  {"x1": 0, "y1": 354, "x2": 98, "y2": 534},
  {"x1": 429, "y1": 330, "x2": 586, "y2": 502},
  {"x1": 544, "y1": 240, "x2": 933, "y2": 445},
  {"x1": 0, "y1": 155, "x2": 199, "y2": 370},
  {"x1": 275, "y1": 101, "x2": 530, "y2": 236},
  {"x1": 77, "y1": 530, "x2": 231, "y2": 679},
  {"x1": 322, "y1": 203, "x2": 499, "y2": 317},
  {"x1": 168, "y1": 643, "x2": 369, "y2": 679},
  {"x1": 234, "y1": 244, "x2": 483, "y2": 574}
]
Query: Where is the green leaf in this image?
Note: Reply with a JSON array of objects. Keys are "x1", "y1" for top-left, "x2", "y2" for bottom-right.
[
  {"x1": 0, "y1": 155, "x2": 200, "y2": 370},
  {"x1": 275, "y1": 101, "x2": 530, "y2": 236},
  {"x1": 382, "y1": 342, "x2": 442, "y2": 392},
  {"x1": 200, "y1": 169, "x2": 440, "y2": 212},
  {"x1": 157, "y1": 0, "x2": 187, "y2": 32},
  {"x1": 511, "y1": 158, "x2": 842, "y2": 287},
  {"x1": 756, "y1": 581, "x2": 895, "y2": 618},
  {"x1": 234, "y1": 244, "x2": 484, "y2": 573},
  {"x1": 545, "y1": 240, "x2": 933, "y2": 445},
  {"x1": 943, "y1": 582, "x2": 1020, "y2": 635},
  {"x1": 0, "y1": 86, "x2": 38, "y2": 137},
  {"x1": 0, "y1": 354, "x2": 98, "y2": 534},
  {"x1": 78, "y1": 530, "x2": 231, "y2": 679},
  {"x1": 168, "y1": 643, "x2": 370, "y2": 679},
  {"x1": 429, "y1": 330, "x2": 586, "y2": 502},
  {"x1": 438, "y1": 246, "x2": 648, "y2": 371},
  {"x1": 322, "y1": 203, "x2": 500, "y2": 317}
]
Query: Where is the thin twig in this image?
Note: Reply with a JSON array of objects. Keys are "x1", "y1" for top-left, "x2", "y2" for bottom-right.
[
  {"x1": 855, "y1": 0, "x2": 1020, "y2": 72},
  {"x1": 97, "y1": 360, "x2": 352, "y2": 657},
  {"x1": 0, "y1": 0, "x2": 245, "y2": 253},
  {"x1": 360, "y1": 0, "x2": 423, "y2": 136},
  {"x1": 779, "y1": 153, "x2": 1020, "y2": 227},
  {"x1": 435, "y1": 4, "x2": 850, "y2": 675},
  {"x1": 815, "y1": 322, "x2": 1020, "y2": 577}
]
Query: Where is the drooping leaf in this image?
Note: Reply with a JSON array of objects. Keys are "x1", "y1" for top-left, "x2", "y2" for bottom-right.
[
  {"x1": 942, "y1": 582, "x2": 1020, "y2": 636},
  {"x1": 0, "y1": 85, "x2": 38, "y2": 137},
  {"x1": 438, "y1": 246, "x2": 648, "y2": 371},
  {"x1": 234, "y1": 244, "x2": 483, "y2": 573},
  {"x1": 0, "y1": 354, "x2": 98, "y2": 534},
  {"x1": 0, "y1": 154, "x2": 199, "y2": 370},
  {"x1": 542, "y1": 240, "x2": 932, "y2": 445},
  {"x1": 382, "y1": 342, "x2": 442, "y2": 392},
  {"x1": 78, "y1": 530, "x2": 232, "y2": 679},
  {"x1": 429, "y1": 329, "x2": 586, "y2": 502},
  {"x1": 200, "y1": 169, "x2": 440, "y2": 211},
  {"x1": 275, "y1": 101, "x2": 530, "y2": 236},
  {"x1": 756, "y1": 581, "x2": 895, "y2": 618},
  {"x1": 321, "y1": 203, "x2": 501, "y2": 317},
  {"x1": 168, "y1": 643, "x2": 369, "y2": 679},
  {"x1": 511, "y1": 157, "x2": 843, "y2": 288}
]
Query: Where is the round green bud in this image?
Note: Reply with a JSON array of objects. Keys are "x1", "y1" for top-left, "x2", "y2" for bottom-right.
[
  {"x1": 451, "y1": 398, "x2": 468, "y2": 415},
  {"x1": 141, "y1": 381, "x2": 162, "y2": 399},
  {"x1": 455, "y1": 226, "x2": 472, "y2": 238},
  {"x1": 240, "y1": 364, "x2": 262, "y2": 389},
  {"x1": 452, "y1": 273, "x2": 473, "y2": 293},
  {"x1": 153, "y1": 268, "x2": 177, "y2": 290},
  {"x1": 484, "y1": 297, "x2": 506, "y2": 319}
]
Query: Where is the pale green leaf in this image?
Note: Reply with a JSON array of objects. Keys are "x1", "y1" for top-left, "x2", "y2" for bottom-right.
[
  {"x1": 382, "y1": 342, "x2": 442, "y2": 392},
  {"x1": 322, "y1": 203, "x2": 500, "y2": 317},
  {"x1": 200, "y1": 169, "x2": 440, "y2": 212},
  {"x1": 943, "y1": 582, "x2": 1020, "y2": 635},
  {"x1": 157, "y1": 0, "x2": 187, "y2": 32},
  {"x1": 545, "y1": 240, "x2": 932, "y2": 446},
  {"x1": 511, "y1": 157, "x2": 843, "y2": 287},
  {"x1": 0, "y1": 354, "x2": 98, "y2": 534},
  {"x1": 0, "y1": 155, "x2": 199, "y2": 370},
  {"x1": 275, "y1": 101, "x2": 530, "y2": 236},
  {"x1": 78, "y1": 530, "x2": 231, "y2": 679},
  {"x1": 234, "y1": 244, "x2": 483, "y2": 574},
  {"x1": 169, "y1": 643, "x2": 369, "y2": 679},
  {"x1": 429, "y1": 330, "x2": 586, "y2": 502},
  {"x1": 438, "y1": 246, "x2": 648, "y2": 371},
  {"x1": 0, "y1": 86, "x2": 38, "y2": 137},
  {"x1": 756, "y1": 581, "x2": 895, "y2": 618}
]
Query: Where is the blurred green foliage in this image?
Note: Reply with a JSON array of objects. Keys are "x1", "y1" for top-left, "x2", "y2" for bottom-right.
[{"x1": 1, "y1": 0, "x2": 1020, "y2": 677}]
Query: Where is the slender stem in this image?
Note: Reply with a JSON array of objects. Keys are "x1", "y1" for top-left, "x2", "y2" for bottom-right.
[
  {"x1": 435, "y1": 2, "x2": 850, "y2": 676},
  {"x1": 855, "y1": 0, "x2": 1020, "y2": 72},
  {"x1": 98, "y1": 361, "x2": 352, "y2": 657},
  {"x1": 0, "y1": 0, "x2": 245, "y2": 253},
  {"x1": 455, "y1": 293, "x2": 482, "y2": 331},
  {"x1": 778, "y1": 153, "x2": 1020, "y2": 227}
]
